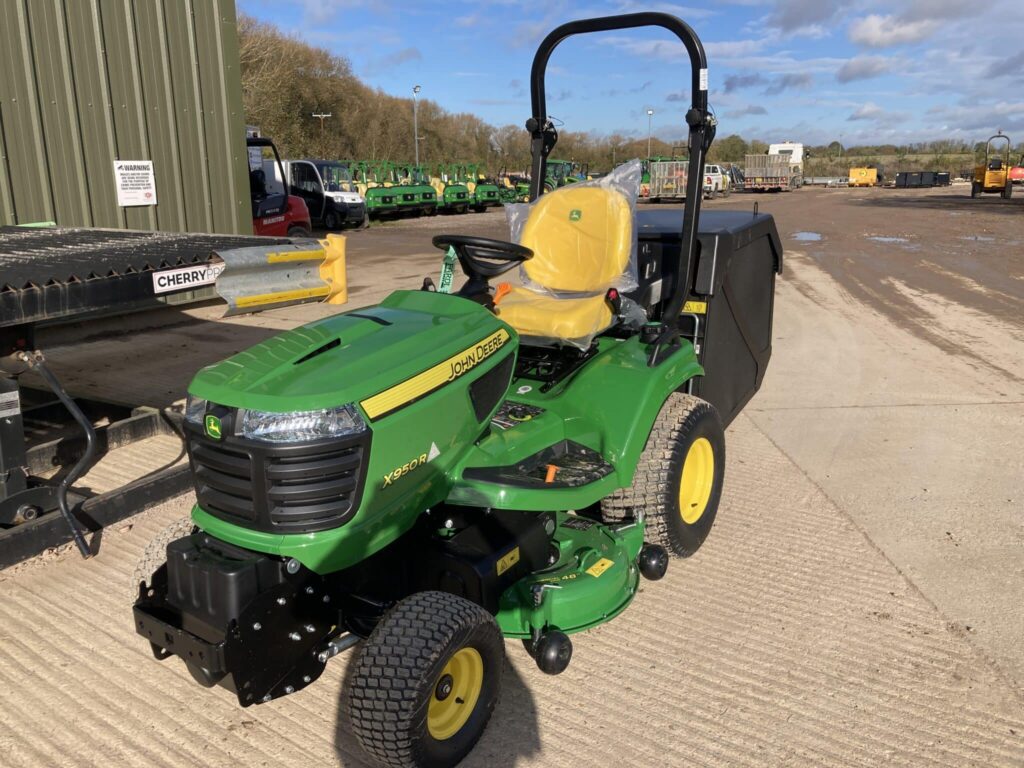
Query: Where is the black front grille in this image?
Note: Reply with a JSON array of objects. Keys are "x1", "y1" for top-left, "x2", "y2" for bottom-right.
[
  {"x1": 186, "y1": 423, "x2": 370, "y2": 534},
  {"x1": 403, "y1": 193, "x2": 415, "y2": 202}
]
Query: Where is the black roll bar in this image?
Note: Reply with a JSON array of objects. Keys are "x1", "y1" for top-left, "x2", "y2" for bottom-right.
[{"x1": 526, "y1": 12, "x2": 716, "y2": 329}]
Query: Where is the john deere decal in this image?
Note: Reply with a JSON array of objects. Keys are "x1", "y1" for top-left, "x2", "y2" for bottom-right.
[{"x1": 204, "y1": 414, "x2": 223, "y2": 440}]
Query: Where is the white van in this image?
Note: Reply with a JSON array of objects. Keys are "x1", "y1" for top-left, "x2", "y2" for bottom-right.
[{"x1": 265, "y1": 159, "x2": 367, "y2": 230}]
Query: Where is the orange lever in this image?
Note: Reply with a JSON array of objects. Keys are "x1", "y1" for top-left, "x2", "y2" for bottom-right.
[
  {"x1": 545, "y1": 464, "x2": 558, "y2": 483},
  {"x1": 493, "y1": 282, "x2": 512, "y2": 305}
]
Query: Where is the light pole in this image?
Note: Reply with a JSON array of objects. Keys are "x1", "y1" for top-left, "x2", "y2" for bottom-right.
[
  {"x1": 646, "y1": 109, "x2": 654, "y2": 159},
  {"x1": 413, "y1": 85, "x2": 421, "y2": 167}
]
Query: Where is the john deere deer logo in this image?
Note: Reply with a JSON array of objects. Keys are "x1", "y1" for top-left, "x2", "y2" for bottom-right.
[
  {"x1": 204, "y1": 414, "x2": 223, "y2": 440},
  {"x1": 569, "y1": 209, "x2": 583, "y2": 222}
]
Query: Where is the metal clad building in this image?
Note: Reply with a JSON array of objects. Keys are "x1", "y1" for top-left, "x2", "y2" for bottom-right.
[{"x1": 0, "y1": 0, "x2": 250, "y2": 234}]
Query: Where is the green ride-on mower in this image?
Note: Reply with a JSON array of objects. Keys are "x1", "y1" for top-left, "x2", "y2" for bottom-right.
[
  {"x1": 431, "y1": 164, "x2": 473, "y2": 214},
  {"x1": 463, "y1": 164, "x2": 502, "y2": 211},
  {"x1": 132, "y1": 12, "x2": 782, "y2": 768}
]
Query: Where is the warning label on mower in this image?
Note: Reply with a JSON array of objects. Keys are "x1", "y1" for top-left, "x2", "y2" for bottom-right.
[{"x1": 152, "y1": 263, "x2": 225, "y2": 294}]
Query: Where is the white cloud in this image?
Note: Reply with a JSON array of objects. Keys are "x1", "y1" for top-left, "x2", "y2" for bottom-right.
[
  {"x1": 767, "y1": 0, "x2": 843, "y2": 33},
  {"x1": 846, "y1": 101, "x2": 911, "y2": 125},
  {"x1": 848, "y1": 14, "x2": 939, "y2": 48},
  {"x1": 705, "y1": 39, "x2": 766, "y2": 57},
  {"x1": 725, "y1": 104, "x2": 768, "y2": 118},
  {"x1": 597, "y1": 35, "x2": 767, "y2": 61},
  {"x1": 836, "y1": 55, "x2": 892, "y2": 83},
  {"x1": 764, "y1": 72, "x2": 813, "y2": 95},
  {"x1": 362, "y1": 47, "x2": 422, "y2": 76},
  {"x1": 848, "y1": 102, "x2": 886, "y2": 121}
]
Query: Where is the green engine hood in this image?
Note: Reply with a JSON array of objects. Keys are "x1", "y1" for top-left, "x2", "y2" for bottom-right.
[{"x1": 188, "y1": 290, "x2": 513, "y2": 414}]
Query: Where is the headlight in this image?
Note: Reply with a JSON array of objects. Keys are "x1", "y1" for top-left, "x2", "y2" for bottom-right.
[
  {"x1": 239, "y1": 404, "x2": 366, "y2": 443},
  {"x1": 185, "y1": 394, "x2": 208, "y2": 423}
]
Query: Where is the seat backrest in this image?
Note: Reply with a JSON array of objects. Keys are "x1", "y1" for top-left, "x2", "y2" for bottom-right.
[
  {"x1": 989, "y1": 158, "x2": 1003, "y2": 171},
  {"x1": 518, "y1": 185, "x2": 632, "y2": 293}
]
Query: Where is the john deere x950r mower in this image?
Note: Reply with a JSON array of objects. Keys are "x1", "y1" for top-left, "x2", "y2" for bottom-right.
[{"x1": 133, "y1": 13, "x2": 782, "y2": 768}]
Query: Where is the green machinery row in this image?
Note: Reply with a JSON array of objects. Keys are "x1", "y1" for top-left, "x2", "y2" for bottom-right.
[{"x1": 344, "y1": 160, "x2": 589, "y2": 219}]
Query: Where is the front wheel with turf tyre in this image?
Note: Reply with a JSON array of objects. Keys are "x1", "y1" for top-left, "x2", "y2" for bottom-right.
[
  {"x1": 600, "y1": 393, "x2": 725, "y2": 557},
  {"x1": 1003, "y1": 182, "x2": 1013, "y2": 199},
  {"x1": 971, "y1": 181, "x2": 980, "y2": 198},
  {"x1": 130, "y1": 516, "x2": 196, "y2": 599},
  {"x1": 349, "y1": 591, "x2": 504, "y2": 768}
]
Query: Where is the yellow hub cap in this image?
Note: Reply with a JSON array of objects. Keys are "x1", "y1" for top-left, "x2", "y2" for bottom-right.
[
  {"x1": 427, "y1": 647, "x2": 484, "y2": 741},
  {"x1": 678, "y1": 437, "x2": 714, "y2": 524}
]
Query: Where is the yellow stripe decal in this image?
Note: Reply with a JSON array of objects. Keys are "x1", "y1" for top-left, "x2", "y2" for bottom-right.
[
  {"x1": 360, "y1": 329, "x2": 510, "y2": 420},
  {"x1": 235, "y1": 285, "x2": 330, "y2": 308}
]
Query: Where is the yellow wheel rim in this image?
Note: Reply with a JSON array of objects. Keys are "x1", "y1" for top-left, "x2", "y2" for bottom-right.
[
  {"x1": 678, "y1": 437, "x2": 715, "y2": 524},
  {"x1": 427, "y1": 647, "x2": 484, "y2": 741}
]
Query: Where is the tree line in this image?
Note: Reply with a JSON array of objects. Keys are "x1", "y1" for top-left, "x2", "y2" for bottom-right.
[{"x1": 237, "y1": 16, "x2": 1012, "y2": 177}]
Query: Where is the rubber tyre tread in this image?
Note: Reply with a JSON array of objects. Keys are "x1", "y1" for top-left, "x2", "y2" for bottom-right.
[
  {"x1": 600, "y1": 393, "x2": 725, "y2": 557},
  {"x1": 130, "y1": 516, "x2": 196, "y2": 598},
  {"x1": 349, "y1": 591, "x2": 504, "y2": 768}
]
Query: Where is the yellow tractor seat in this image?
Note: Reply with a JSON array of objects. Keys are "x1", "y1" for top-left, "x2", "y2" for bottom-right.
[
  {"x1": 497, "y1": 287, "x2": 614, "y2": 343},
  {"x1": 496, "y1": 185, "x2": 633, "y2": 345}
]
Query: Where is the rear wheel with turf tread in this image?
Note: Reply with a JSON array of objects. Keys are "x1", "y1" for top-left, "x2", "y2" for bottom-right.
[
  {"x1": 349, "y1": 591, "x2": 504, "y2": 768},
  {"x1": 130, "y1": 516, "x2": 196, "y2": 599},
  {"x1": 971, "y1": 181, "x2": 980, "y2": 198},
  {"x1": 600, "y1": 393, "x2": 725, "y2": 557}
]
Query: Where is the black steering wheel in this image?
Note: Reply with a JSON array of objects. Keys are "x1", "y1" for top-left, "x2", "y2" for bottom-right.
[{"x1": 431, "y1": 235, "x2": 533, "y2": 299}]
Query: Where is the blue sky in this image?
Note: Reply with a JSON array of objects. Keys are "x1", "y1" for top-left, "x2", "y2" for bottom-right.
[{"x1": 239, "y1": 0, "x2": 1024, "y2": 146}]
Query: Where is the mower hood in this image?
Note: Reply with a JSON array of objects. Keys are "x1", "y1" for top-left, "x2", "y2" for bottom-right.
[{"x1": 187, "y1": 290, "x2": 516, "y2": 415}]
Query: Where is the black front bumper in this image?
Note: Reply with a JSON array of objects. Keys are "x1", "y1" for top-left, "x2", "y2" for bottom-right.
[
  {"x1": 328, "y1": 200, "x2": 367, "y2": 224},
  {"x1": 134, "y1": 532, "x2": 342, "y2": 706}
]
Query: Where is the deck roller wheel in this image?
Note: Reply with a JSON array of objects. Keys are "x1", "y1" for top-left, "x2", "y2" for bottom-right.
[{"x1": 601, "y1": 393, "x2": 725, "y2": 557}]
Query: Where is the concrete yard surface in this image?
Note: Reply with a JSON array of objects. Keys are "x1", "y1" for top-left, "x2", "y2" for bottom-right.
[
  {"x1": 0, "y1": 184, "x2": 1022, "y2": 766},
  {"x1": 0, "y1": 415, "x2": 1020, "y2": 767}
]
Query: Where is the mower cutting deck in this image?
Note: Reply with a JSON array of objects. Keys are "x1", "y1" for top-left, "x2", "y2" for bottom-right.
[{"x1": 132, "y1": 12, "x2": 781, "y2": 768}]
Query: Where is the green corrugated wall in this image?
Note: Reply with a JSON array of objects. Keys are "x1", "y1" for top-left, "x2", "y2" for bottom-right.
[{"x1": 0, "y1": 0, "x2": 251, "y2": 234}]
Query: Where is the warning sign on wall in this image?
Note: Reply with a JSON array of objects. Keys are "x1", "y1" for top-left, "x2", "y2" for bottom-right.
[{"x1": 113, "y1": 161, "x2": 157, "y2": 207}]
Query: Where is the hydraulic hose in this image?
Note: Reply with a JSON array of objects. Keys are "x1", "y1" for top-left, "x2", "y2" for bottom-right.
[{"x1": 18, "y1": 351, "x2": 94, "y2": 558}]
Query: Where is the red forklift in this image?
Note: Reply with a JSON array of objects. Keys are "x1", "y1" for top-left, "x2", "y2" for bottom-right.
[{"x1": 247, "y1": 136, "x2": 312, "y2": 238}]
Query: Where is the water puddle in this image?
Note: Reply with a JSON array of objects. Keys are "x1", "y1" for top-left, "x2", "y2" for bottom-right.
[
  {"x1": 959, "y1": 235, "x2": 995, "y2": 242},
  {"x1": 868, "y1": 236, "x2": 909, "y2": 244},
  {"x1": 792, "y1": 231, "x2": 822, "y2": 241}
]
